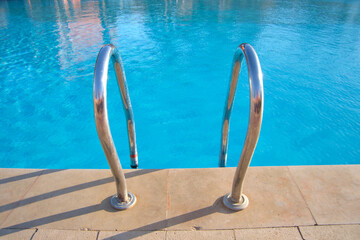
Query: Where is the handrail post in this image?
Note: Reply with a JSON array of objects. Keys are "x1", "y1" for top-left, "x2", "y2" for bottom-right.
[
  {"x1": 220, "y1": 43, "x2": 264, "y2": 211},
  {"x1": 93, "y1": 44, "x2": 138, "y2": 210}
]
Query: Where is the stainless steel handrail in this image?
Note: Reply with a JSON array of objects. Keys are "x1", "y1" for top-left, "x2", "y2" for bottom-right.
[
  {"x1": 93, "y1": 44, "x2": 138, "y2": 210},
  {"x1": 220, "y1": 43, "x2": 263, "y2": 211}
]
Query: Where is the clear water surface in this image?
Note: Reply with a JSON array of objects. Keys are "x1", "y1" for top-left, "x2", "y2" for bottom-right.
[{"x1": 0, "y1": 0, "x2": 359, "y2": 169}]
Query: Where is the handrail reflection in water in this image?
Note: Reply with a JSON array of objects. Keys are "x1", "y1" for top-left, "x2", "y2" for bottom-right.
[
  {"x1": 93, "y1": 44, "x2": 138, "y2": 210},
  {"x1": 219, "y1": 43, "x2": 264, "y2": 211}
]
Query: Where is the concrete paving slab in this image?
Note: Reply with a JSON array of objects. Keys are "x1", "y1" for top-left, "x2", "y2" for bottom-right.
[
  {"x1": 299, "y1": 224, "x2": 360, "y2": 240},
  {"x1": 32, "y1": 229, "x2": 98, "y2": 240},
  {"x1": 98, "y1": 230, "x2": 166, "y2": 239},
  {"x1": 289, "y1": 165, "x2": 360, "y2": 224},
  {"x1": 0, "y1": 169, "x2": 47, "y2": 226},
  {"x1": 235, "y1": 227, "x2": 302, "y2": 240},
  {"x1": 167, "y1": 230, "x2": 235, "y2": 239},
  {"x1": 166, "y1": 167, "x2": 315, "y2": 230},
  {"x1": 1, "y1": 169, "x2": 168, "y2": 231},
  {"x1": 0, "y1": 228, "x2": 36, "y2": 240}
]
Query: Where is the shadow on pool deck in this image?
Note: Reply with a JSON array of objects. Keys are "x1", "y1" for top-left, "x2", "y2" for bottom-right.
[
  {"x1": 0, "y1": 170, "x2": 159, "y2": 215},
  {"x1": 0, "y1": 166, "x2": 359, "y2": 239},
  {"x1": 0, "y1": 169, "x2": 163, "y2": 237},
  {"x1": 0, "y1": 196, "x2": 230, "y2": 239},
  {"x1": 101, "y1": 197, "x2": 234, "y2": 240},
  {"x1": 0, "y1": 169, "x2": 63, "y2": 185}
]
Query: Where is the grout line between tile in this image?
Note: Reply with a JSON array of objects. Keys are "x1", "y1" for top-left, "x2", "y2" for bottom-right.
[
  {"x1": 297, "y1": 226, "x2": 305, "y2": 240},
  {"x1": 231, "y1": 226, "x2": 306, "y2": 231},
  {"x1": 301, "y1": 223, "x2": 360, "y2": 227},
  {"x1": 232, "y1": 229, "x2": 236, "y2": 239},
  {"x1": 287, "y1": 166, "x2": 318, "y2": 225},
  {"x1": 0, "y1": 170, "x2": 45, "y2": 228},
  {"x1": 29, "y1": 228, "x2": 38, "y2": 240}
]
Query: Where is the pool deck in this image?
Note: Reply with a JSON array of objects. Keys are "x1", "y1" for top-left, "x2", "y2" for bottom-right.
[{"x1": 0, "y1": 165, "x2": 359, "y2": 239}]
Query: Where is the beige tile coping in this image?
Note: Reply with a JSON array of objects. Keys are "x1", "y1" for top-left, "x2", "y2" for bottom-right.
[
  {"x1": 0, "y1": 165, "x2": 359, "y2": 239},
  {"x1": 32, "y1": 229, "x2": 98, "y2": 240},
  {"x1": 235, "y1": 227, "x2": 302, "y2": 240},
  {"x1": 0, "y1": 228, "x2": 36, "y2": 240},
  {"x1": 289, "y1": 165, "x2": 360, "y2": 225},
  {"x1": 299, "y1": 224, "x2": 360, "y2": 240},
  {"x1": 0, "y1": 169, "x2": 44, "y2": 225},
  {"x1": 1, "y1": 226, "x2": 358, "y2": 240},
  {"x1": 167, "y1": 230, "x2": 235, "y2": 240},
  {"x1": 166, "y1": 167, "x2": 314, "y2": 230},
  {"x1": 98, "y1": 230, "x2": 166, "y2": 240},
  {"x1": 0, "y1": 169, "x2": 168, "y2": 231}
]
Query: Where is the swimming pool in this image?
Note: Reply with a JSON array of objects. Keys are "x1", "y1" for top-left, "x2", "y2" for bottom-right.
[{"x1": 0, "y1": 0, "x2": 359, "y2": 169}]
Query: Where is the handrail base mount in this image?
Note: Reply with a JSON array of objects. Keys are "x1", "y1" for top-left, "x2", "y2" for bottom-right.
[
  {"x1": 110, "y1": 192, "x2": 137, "y2": 210},
  {"x1": 223, "y1": 193, "x2": 249, "y2": 211}
]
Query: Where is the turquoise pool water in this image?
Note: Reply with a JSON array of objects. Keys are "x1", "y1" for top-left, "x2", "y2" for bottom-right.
[{"x1": 0, "y1": 0, "x2": 359, "y2": 169}]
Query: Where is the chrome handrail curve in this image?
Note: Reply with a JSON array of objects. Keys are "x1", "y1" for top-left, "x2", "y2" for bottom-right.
[
  {"x1": 93, "y1": 44, "x2": 138, "y2": 210},
  {"x1": 220, "y1": 43, "x2": 264, "y2": 211}
]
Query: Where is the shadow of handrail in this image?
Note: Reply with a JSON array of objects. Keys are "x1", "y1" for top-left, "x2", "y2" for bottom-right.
[
  {"x1": 102, "y1": 196, "x2": 235, "y2": 239},
  {"x1": 0, "y1": 196, "x2": 233, "y2": 239},
  {"x1": 0, "y1": 169, "x2": 159, "y2": 214},
  {"x1": 0, "y1": 204, "x2": 102, "y2": 237},
  {"x1": 0, "y1": 169, "x2": 64, "y2": 185}
]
